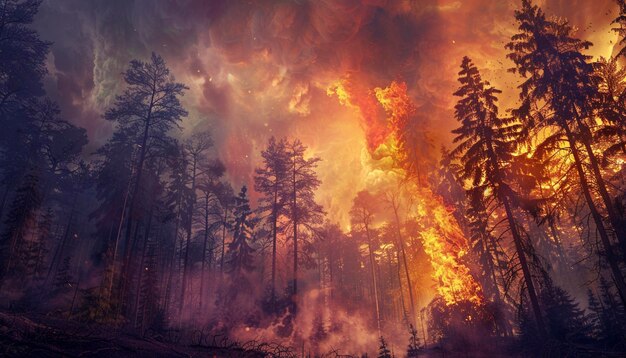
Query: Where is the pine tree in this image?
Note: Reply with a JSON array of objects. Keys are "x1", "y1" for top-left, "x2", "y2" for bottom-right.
[
  {"x1": 612, "y1": 0, "x2": 626, "y2": 59},
  {"x1": 161, "y1": 143, "x2": 191, "y2": 314},
  {"x1": 179, "y1": 132, "x2": 212, "y2": 316},
  {"x1": 282, "y1": 139, "x2": 323, "y2": 314},
  {"x1": 377, "y1": 336, "x2": 392, "y2": 358},
  {"x1": 0, "y1": 171, "x2": 42, "y2": 282},
  {"x1": 506, "y1": 0, "x2": 626, "y2": 306},
  {"x1": 254, "y1": 136, "x2": 288, "y2": 309},
  {"x1": 196, "y1": 159, "x2": 226, "y2": 311},
  {"x1": 407, "y1": 324, "x2": 420, "y2": 357},
  {"x1": 589, "y1": 277, "x2": 626, "y2": 347},
  {"x1": 350, "y1": 190, "x2": 382, "y2": 333},
  {"x1": 228, "y1": 186, "x2": 255, "y2": 274},
  {"x1": 76, "y1": 286, "x2": 121, "y2": 325},
  {"x1": 541, "y1": 283, "x2": 592, "y2": 343},
  {"x1": 594, "y1": 56, "x2": 626, "y2": 160},
  {"x1": 587, "y1": 288, "x2": 603, "y2": 339},
  {"x1": 102, "y1": 52, "x2": 188, "y2": 314},
  {"x1": 23, "y1": 207, "x2": 52, "y2": 283},
  {"x1": 0, "y1": 0, "x2": 49, "y2": 114},
  {"x1": 451, "y1": 56, "x2": 546, "y2": 335}
]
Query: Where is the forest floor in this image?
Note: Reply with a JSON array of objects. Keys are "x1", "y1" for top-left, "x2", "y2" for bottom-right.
[
  {"x1": 0, "y1": 309, "x2": 514, "y2": 357},
  {"x1": 4, "y1": 310, "x2": 617, "y2": 357},
  {"x1": 0, "y1": 311, "x2": 274, "y2": 357}
]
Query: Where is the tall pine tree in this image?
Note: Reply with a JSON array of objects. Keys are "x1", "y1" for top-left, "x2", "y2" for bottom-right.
[{"x1": 451, "y1": 56, "x2": 546, "y2": 335}]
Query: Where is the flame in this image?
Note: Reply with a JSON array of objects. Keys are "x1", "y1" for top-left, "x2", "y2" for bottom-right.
[
  {"x1": 418, "y1": 194, "x2": 482, "y2": 305},
  {"x1": 328, "y1": 80, "x2": 483, "y2": 307},
  {"x1": 327, "y1": 78, "x2": 390, "y2": 152},
  {"x1": 374, "y1": 81, "x2": 415, "y2": 135}
]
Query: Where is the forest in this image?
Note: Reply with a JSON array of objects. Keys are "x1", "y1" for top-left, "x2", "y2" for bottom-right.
[{"x1": 2, "y1": 0, "x2": 626, "y2": 356}]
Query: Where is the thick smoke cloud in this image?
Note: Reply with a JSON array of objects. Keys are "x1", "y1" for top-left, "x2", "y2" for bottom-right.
[{"x1": 33, "y1": 0, "x2": 619, "y2": 225}]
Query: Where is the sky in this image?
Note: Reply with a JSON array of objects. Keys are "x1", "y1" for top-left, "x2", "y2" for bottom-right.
[{"x1": 33, "y1": 0, "x2": 620, "y2": 225}]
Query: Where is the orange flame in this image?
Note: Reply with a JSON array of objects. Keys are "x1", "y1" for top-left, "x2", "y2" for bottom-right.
[
  {"x1": 374, "y1": 81, "x2": 415, "y2": 136},
  {"x1": 328, "y1": 79, "x2": 483, "y2": 306},
  {"x1": 327, "y1": 78, "x2": 390, "y2": 152},
  {"x1": 417, "y1": 193, "x2": 483, "y2": 305}
]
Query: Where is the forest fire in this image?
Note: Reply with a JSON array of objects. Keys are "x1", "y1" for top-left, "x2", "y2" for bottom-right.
[
  {"x1": 3, "y1": 0, "x2": 626, "y2": 356},
  {"x1": 328, "y1": 79, "x2": 483, "y2": 307},
  {"x1": 418, "y1": 196, "x2": 483, "y2": 306}
]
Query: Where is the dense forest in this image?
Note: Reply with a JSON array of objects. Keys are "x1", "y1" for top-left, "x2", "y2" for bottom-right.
[{"x1": 2, "y1": 0, "x2": 626, "y2": 356}]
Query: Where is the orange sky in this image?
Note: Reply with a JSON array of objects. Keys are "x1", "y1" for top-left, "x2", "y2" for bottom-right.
[{"x1": 35, "y1": 0, "x2": 620, "y2": 226}]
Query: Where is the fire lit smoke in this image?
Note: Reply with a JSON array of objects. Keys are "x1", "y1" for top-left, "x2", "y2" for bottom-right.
[
  {"x1": 328, "y1": 79, "x2": 483, "y2": 306},
  {"x1": 28, "y1": 0, "x2": 623, "y2": 353}
]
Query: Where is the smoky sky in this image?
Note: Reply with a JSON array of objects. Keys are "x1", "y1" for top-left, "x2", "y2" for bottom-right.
[{"x1": 32, "y1": 0, "x2": 619, "y2": 223}]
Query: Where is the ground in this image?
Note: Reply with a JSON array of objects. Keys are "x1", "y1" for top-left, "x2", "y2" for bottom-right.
[{"x1": 0, "y1": 311, "x2": 282, "y2": 357}]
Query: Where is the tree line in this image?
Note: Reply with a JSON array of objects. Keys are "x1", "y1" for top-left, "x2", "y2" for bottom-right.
[
  {"x1": 428, "y1": 0, "x2": 626, "y2": 353},
  {"x1": 3, "y1": 0, "x2": 626, "y2": 356}
]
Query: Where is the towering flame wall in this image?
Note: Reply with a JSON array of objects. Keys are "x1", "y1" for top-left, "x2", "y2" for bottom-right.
[{"x1": 329, "y1": 79, "x2": 483, "y2": 306}]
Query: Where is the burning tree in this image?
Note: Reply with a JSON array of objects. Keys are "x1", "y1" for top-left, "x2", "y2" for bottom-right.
[
  {"x1": 507, "y1": 0, "x2": 626, "y2": 308},
  {"x1": 450, "y1": 56, "x2": 546, "y2": 335}
]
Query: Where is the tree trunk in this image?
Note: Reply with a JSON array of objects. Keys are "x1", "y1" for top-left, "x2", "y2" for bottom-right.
[
  {"x1": 292, "y1": 156, "x2": 298, "y2": 315},
  {"x1": 271, "y1": 188, "x2": 278, "y2": 309},
  {"x1": 180, "y1": 156, "x2": 198, "y2": 318},
  {"x1": 395, "y1": 242, "x2": 408, "y2": 322},
  {"x1": 0, "y1": 184, "x2": 10, "y2": 224},
  {"x1": 501, "y1": 194, "x2": 547, "y2": 336},
  {"x1": 44, "y1": 189, "x2": 78, "y2": 289},
  {"x1": 563, "y1": 124, "x2": 626, "y2": 307},
  {"x1": 133, "y1": 206, "x2": 153, "y2": 328},
  {"x1": 120, "y1": 221, "x2": 141, "y2": 315},
  {"x1": 392, "y1": 203, "x2": 416, "y2": 324},
  {"x1": 575, "y1": 116, "x2": 626, "y2": 259},
  {"x1": 484, "y1": 232, "x2": 511, "y2": 336},
  {"x1": 119, "y1": 82, "x2": 156, "y2": 310},
  {"x1": 200, "y1": 193, "x2": 209, "y2": 311},
  {"x1": 365, "y1": 223, "x2": 381, "y2": 334},
  {"x1": 163, "y1": 214, "x2": 180, "y2": 315},
  {"x1": 484, "y1": 130, "x2": 547, "y2": 335},
  {"x1": 220, "y1": 208, "x2": 228, "y2": 275}
]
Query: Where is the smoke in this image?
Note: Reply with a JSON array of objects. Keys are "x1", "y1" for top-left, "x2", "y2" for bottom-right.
[
  {"x1": 229, "y1": 289, "x2": 384, "y2": 356},
  {"x1": 32, "y1": 0, "x2": 620, "y2": 227},
  {"x1": 27, "y1": 1, "x2": 622, "y2": 349}
]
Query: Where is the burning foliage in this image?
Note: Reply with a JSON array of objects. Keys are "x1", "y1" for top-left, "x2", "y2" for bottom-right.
[{"x1": 2, "y1": 0, "x2": 626, "y2": 357}]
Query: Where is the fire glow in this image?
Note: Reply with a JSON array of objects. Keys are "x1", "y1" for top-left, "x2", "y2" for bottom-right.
[{"x1": 328, "y1": 78, "x2": 483, "y2": 307}]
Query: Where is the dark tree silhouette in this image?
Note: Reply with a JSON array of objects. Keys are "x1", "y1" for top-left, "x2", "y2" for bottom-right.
[
  {"x1": 102, "y1": 52, "x2": 187, "y2": 314},
  {"x1": 451, "y1": 56, "x2": 546, "y2": 335},
  {"x1": 1, "y1": 97, "x2": 87, "y2": 286},
  {"x1": 612, "y1": 0, "x2": 626, "y2": 59},
  {"x1": 179, "y1": 132, "x2": 212, "y2": 316},
  {"x1": 506, "y1": 0, "x2": 626, "y2": 306},
  {"x1": 282, "y1": 139, "x2": 323, "y2": 314},
  {"x1": 1, "y1": 172, "x2": 42, "y2": 281},
  {"x1": 377, "y1": 336, "x2": 392, "y2": 358},
  {"x1": 227, "y1": 186, "x2": 255, "y2": 275},
  {"x1": 350, "y1": 190, "x2": 382, "y2": 333},
  {"x1": 0, "y1": 0, "x2": 49, "y2": 114},
  {"x1": 587, "y1": 277, "x2": 626, "y2": 347},
  {"x1": 540, "y1": 282, "x2": 592, "y2": 344},
  {"x1": 254, "y1": 136, "x2": 288, "y2": 308},
  {"x1": 195, "y1": 159, "x2": 225, "y2": 311},
  {"x1": 594, "y1": 57, "x2": 626, "y2": 159},
  {"x1": 407, "y1": 323, "x2": 420, "y2": 357}
]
